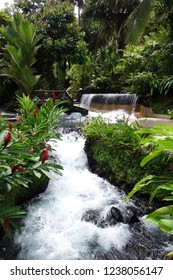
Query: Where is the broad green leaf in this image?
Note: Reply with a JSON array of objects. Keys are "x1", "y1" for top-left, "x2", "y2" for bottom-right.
[
  {"x1": 150, "y1": 183, "x2": 173, "y2": 203},
  {"x1": 147, "y1": 205, "x2": 173, "y2": 218},
  {"x1": 140, "y1": 150, "x2": 161, "y2": 167},
  {"x1": 125, "y1": 175, "x2": 155, "y2": 201},
  {"x1": 163, "y1": 196, "x2": 173, "y2": 201},
  {"x1": 159, "y1": 219, "x2": 173, "y2": 233}
]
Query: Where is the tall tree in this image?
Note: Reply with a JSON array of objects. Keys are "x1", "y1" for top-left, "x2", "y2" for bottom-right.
[
  {"x1": 13, "y1": 0, "x2": 87, "y2": 89},
  {"x1": 126, "y1": 0, "x2": 173, "y2": 43},
  {"x1": 81, "y1": 0, "x2": 140, "y2": 54}
]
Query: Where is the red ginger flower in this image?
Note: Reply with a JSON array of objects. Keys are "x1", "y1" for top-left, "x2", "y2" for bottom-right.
[
  {"x1": 9, "y1": 122, "x2": 13, "y2": 130},
  {"x1": 46, "y1": 145, "x2": 51, "y2": 151},
  {"x1": 41, "y1": 145, "x2": 51, "y2": 163},
  {"x1": 4, "y1": 131, "x2": 11, "y2": 147},
  {"x1": 169, "y1": 165, "x2": 173, "y2": 171},
  {"x1": 11, "y1": 165, "x2": 20, "y2": 172},
  {"x1": 11, "y1": 165, "x2": 24, "y2": 172},
  {"x1": 3, "y1": 218, "x2": 9, "y2": 235},
  {"x1": 33, "y1": 106, "x2": 39, "y2": 118},
  {"x1": 18, "y1": 166, "x2": 24, "y2": 172},
  {"x1": 41, "y1": 150, "x2": 48, "y2": 163}
]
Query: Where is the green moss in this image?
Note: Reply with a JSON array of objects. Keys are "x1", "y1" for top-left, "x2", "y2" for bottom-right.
[{"x1": 88, "y1": 139, "x2": 170, "y2": 198}]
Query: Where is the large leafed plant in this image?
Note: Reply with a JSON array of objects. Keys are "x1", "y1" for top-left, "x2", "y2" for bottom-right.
[{"x1": 0, "y1": 95, "x2": 65, "y2": 237}]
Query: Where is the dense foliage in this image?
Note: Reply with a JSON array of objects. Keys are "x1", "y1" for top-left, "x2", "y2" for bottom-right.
[
  {"x1": 0, "y1": 13, "x2": 42, "y2": 96},
  {"x1": 81, "y1": 117, "x2": 171, "y2": 190},
  {"x1": 0, "y1": 95, "x2": 65, "y2": 237},
  {"x1": 126, "y1": 124, "x2": 173, "y2": 234},
  {"x1": 82, "y1": 116, "x2": 173, "y2": 238}
]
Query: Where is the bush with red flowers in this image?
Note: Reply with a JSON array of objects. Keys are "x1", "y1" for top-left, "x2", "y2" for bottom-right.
[{"x1": 0, "y1": 95, "x2": 66, "y2": 237}]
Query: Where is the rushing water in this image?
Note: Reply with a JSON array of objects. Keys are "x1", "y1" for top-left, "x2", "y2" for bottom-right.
[
  {"x1": 14, "y1": 130, "x2": 172, "y2": 260},
  {"x1": 15, "y1": 132, "x2": 131, "y2": 259}
]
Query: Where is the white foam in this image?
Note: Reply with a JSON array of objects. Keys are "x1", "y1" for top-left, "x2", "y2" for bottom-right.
[{"x1": 15, "y1": 132, "x2": 131, "y2": 259}]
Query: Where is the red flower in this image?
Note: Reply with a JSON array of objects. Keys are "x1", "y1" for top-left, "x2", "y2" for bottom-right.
[
  {"x1": 51, "y1": 91, "x2": 56, "y2": 101},
  {"x1": 11, "y1": 165, "x2": 24, "y2": 172},
  {"x1": 18, "y1": 166, "x2": 24, "y2": 172},
  {"x1": 11, "y1": 165, "x2": 20, "y2": 172},
  {"x1": 33, "y1": 106, "x2": 39, "y2": 118},
  {"x1": 169, "y1": 165, "x2": 173, "y2": 171},
  {"x1": 41, "y1": 101, "x2": 45, "y2": 107},
  {"x1": 41, "y1": 150, "x2": 48, "y2": 163},
  {"x1": 3, "y1": 218, "x2": 9, "y2": 235},
  {"x1": 9, "y1": 122, "x2": 13, "y2": 130},
  {"x1": 4, "y1": 131, "x2": 11, "y2": 147},
  {"x1": 46, "y1": 145, "x2": 51, "y2": 151}
]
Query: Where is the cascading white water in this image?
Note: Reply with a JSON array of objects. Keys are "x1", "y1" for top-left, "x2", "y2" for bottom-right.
[
  {"x1": 14, "y1": 130, "x2": 173, "y2": 260},
  {"x1": 15, "y1": 131, "x2": 132, "y2": 260}
]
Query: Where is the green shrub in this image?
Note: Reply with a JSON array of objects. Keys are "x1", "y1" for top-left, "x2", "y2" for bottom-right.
[
  {"x1": 0, "y1": 95, "x2": 66, "y2": 237},
  {"x1": 126, "y1": 124, "x2": 173, "y2": 235},
  {"x1": 82, "y1": 116, "x2": 171, "y2": 192}
]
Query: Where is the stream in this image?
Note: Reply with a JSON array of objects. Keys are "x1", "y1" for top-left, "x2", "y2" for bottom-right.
[{"x1": 14, "y1": 129, "x2": 173, "y2": 260}]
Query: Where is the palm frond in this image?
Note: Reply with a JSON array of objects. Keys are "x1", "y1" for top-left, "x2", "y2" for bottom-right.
[{"x1": 125, "y1": 0, "x2": 155, "y2": 44}]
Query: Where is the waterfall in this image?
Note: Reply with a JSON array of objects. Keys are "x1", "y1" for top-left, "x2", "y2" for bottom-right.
[
  {"x1": 80, "y1": 93, "x2": 137, "y2": 113},
  {"x1": 14, "y1": 131, "x2": 172, "y2": 260},
  {"x1": 79, "y1": 93, "x2": 137, "y2": 123}
]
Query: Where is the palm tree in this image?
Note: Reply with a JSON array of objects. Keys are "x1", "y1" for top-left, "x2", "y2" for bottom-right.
[
  {"x1": 126, "y1": 0, "x2": 173, "y2": 43},
  {"x1": 81, "y1": 0, "x2": 140, "y2": 54}
]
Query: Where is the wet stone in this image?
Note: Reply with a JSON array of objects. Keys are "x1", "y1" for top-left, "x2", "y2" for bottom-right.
[{"x1": 81, "y1": 209, "x2": 101, "y2": 225}]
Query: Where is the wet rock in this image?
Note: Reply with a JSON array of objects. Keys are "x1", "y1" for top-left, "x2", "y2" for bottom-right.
[
  {"x1": 81, "y1": 209, "x2": 100, "y2": 225},
  {"x1": 123, "y1": 206, "x2": 140, "y2": 224},
  {"x1": 0, "y1": 236, "x2": 20, "y2": 260},
  {"x1": 104, "y1": 207, "x2": 124, "y2": 226}
]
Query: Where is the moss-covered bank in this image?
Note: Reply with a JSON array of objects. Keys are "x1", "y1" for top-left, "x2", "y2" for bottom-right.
[
  {"x1": 82, "y1": 118, "x2": 171, "y2": 199},
  {"x1": 84, "y1": 138, "x2": 169, "y2": 196}
]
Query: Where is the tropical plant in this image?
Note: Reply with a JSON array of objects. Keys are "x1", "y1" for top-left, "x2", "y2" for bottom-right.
[
  {"x1": 0, "y1": 11, "x2": 12, "y2": 26},
  {"x1": 125, "y1": 0, "x2": 155, "y2": 43},
  {"x1": 0, "y1": 13, "x2": 42, "y2": 95},
  {"x1": 0, "y1": 204, "x2": 25, "y2": 238},
  {"x1": 168, "y1": 109, "x2": 173, "y2": 119},
  {"x1": 81, "y1": 0, "x2": 140, "y2": 53},
  {"x1": 0, "y1": 95, "x2": 66, "y2": 237},
  {"x1": 81, "y1": 115, "x2": 140, "y2": 150},
  {"x1": 126, "y1": 0, "x2": 173, "y2": 44},
  {"x1": 26, "y1": 0, "x2": 87, "y2": 89},
  {"x1": 66, "y1": 58, "x2": 96, "y2": 90},
  {"x1": 125, "y1": 124, "x2": 173, "y2": 234},
  {"x1": 158, "y1": 76, "x2": 173, "y2": 95},
  {"x1": 115, "y1": 25, "x2": 172, "y2": 101}
]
